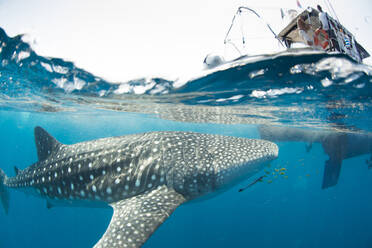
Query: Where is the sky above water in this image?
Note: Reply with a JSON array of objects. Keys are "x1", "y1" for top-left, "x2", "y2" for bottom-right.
[{"x1": 0, "y1": 0, "x2": 371, "y2": 81}]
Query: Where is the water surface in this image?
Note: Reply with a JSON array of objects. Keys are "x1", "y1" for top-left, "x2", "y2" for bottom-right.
[{"x1": 1, "y1": 27, "x2": 372, "y2": 248}]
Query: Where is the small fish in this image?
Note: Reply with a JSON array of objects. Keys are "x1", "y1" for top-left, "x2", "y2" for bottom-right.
[
  {"x1": 265, "y1": 170, "x2": 270, "y2": 174},
  {"x1": 306, "y1": 174, "x2": 310, "y2": 177},
  {"x1": 284, "y1": 176, "x2": 288, "y2": 179},
  {"x1": 267, "y1": 180, "x2": 273, "y2": 184},
  {"x1": 238, "y1": 175, "x2": 266, "y2": 192},
  {"x1": 279, "y1": 172, "x2": 285, "y2": 175},
  {"x1": 279, "y1": 168, "x2": 287, "y2": 171},
  {"x1": 274, "y1": 168, "x2": 279, "y2": 172}
]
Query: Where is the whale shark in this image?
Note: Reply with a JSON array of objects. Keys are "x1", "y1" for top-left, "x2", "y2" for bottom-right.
[
  {"x1": 258, "y1": 125, "x2": 372, "y2": 189},
  {"x1": 0, "y1": 127, "x2": 278, "y2": 247}
]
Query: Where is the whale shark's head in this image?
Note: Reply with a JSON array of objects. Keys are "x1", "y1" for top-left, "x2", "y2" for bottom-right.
[
  {"x1": 171, "y1": 134, "x2": 279, "y2": 200},
  {"x1": 212, "y1": 138, "x2": 278, "y2": 190}
]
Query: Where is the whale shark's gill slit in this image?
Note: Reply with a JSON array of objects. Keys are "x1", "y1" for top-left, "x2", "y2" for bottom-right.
[{"x1": 142, "y1": 160, "x2": 155, "y2": 191}]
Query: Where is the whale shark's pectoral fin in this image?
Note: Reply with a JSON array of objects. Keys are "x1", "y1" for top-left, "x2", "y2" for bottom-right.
[
  {"x1": 94, "y1": 185, "x2": 185, "y2": 248},
  {"x1": 322, "y1": 159, "x2": 342, "y2": 189}
]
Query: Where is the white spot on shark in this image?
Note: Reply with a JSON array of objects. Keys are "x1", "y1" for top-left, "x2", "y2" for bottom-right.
[
  {"x1": 135, "y1": 180, "x2": 140, "y2": 187},
  {"x1": 106, "y1": 187, "x2": 112, "y2": 194}
]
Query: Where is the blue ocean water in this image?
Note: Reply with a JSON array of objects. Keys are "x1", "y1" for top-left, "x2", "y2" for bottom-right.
[{"x1": 1, "y1": 27, "x2": 372, "y2": 248}]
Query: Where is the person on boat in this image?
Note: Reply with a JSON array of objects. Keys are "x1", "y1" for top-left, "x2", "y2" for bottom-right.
[
  {"x1": 316, "y1": 5, "x2": 339, "y2": 51},
  {"x1": 317, "y1": 5, "x2": 329, "y2": 31},
  {"x1": 297, "y1": 15, "x2": 314, "y2": 46}
]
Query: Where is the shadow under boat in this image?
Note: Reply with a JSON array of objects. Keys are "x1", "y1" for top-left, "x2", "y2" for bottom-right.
[{"x1": 258, "y1": 125, "x2": 372, "y2": 189}]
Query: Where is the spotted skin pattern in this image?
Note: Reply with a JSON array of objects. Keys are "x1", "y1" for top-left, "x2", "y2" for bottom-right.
[
  {"x1": 95, "y1": 186, "x2": 185, "y2": 248},
  {"x1": 0, "y1": 127, "x2": 278, "y2": 247}
]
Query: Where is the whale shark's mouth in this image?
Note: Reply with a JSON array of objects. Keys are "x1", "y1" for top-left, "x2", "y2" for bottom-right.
[{"x1": 264, "y1": 140, "x2": 279, "y2": 160}]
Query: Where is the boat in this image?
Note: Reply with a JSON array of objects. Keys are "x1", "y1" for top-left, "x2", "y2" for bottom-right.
[
  {"x1": 204, "y1": 6, "x2": 370, "y2": 68},
  {"x1": 278, "y1": 7, "x2": 370, "y2": 63}
]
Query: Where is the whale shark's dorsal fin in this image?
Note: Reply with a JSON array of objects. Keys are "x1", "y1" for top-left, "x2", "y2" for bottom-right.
[
  {"x1": 34, "y1": 126, "x2": 63, "y2": 161},
  {"x1": 94, "y1": 185, "x2": 185, "y2": 248},
  {"x1": 14, "y1": 166, "x2": 20, "y2": 176}
]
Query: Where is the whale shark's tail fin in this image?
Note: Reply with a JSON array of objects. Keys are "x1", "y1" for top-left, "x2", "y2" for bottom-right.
[{"x1": 0, "y1": 168, "x2": 9, "y2": 215}]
